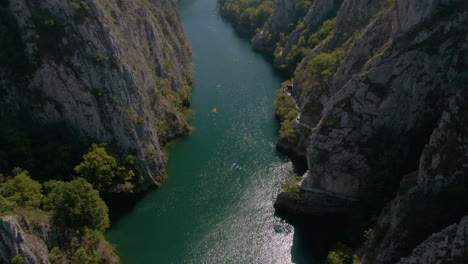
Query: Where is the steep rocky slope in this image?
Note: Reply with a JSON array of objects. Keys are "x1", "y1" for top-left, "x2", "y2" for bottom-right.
[
  {"x1": 0, "y1": 0, "x2": 192, "y2": 191},
  {"x1": 221, "y1": 0, "x2": 468, "y2": 262},
  {"x1": 357, "y1": 86, "x2": 468, "y2": 263},
  {"x1": 278, "y1": 0, "x2": 467, "y2": 211},
  {"x1": 0, "y1": 216, "x2": 51, "y2": 264},
  {"x1": 397, "y1": 215, "x2": 468, "y2": 264},
  {"x1": 0, "y1": 215, "x2": 118, "y2": 264},
  {"x1": 0, "y1": 0, "x2": 193, "y2": 262}
]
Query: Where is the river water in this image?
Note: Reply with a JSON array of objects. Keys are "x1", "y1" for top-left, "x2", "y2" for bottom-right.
[{"x1": 106, "y1": 0, "x2": 320, "y2": 262}]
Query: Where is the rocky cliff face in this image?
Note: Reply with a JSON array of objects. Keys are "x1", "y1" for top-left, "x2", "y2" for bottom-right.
[
  {"x1": 245, "y1": 0, "x2": 468, "y2": 262},
  {"x1": 0, "y1": 0, "x2": 192, "y2": 191},
  {"x1": 287, "y1": 0, "x2": 467, "y2": 207},
  {"x1": 252, "y1": 0, "x2": 298, "y2": 53},
  {"x1": 0, "y1": 215, "x2": 117, "y2": 264},
  {"x1": 0, "y1": 215, "x2": 77, "y2": 264},
  {"x1": 397, "y1": 215, "x2": 468, "y2": 264},
  {"x1": 356, "y1": 85, "x2": 468, "y2": 263},
  {"x1": 304, "y1": 7, "x2": 467, "y2": 198},
  {"x1": 0, "y1": 215, "x2": 50, "y2": 264}
]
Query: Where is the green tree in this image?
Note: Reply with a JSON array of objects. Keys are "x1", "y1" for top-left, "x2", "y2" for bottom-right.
[
  {"x1": 255, "y1": 2, "x2": 273, "y2": 28},
  {"x1": 293, "y1": 0, "x2": 312, "y2": 22},
  {"x1": 0, "y1": 195, "x2": 16, "y2": 213},
  {"x1": 308, "y1": 18, "x2": 336, "y2": 47},
  {"x1": 285, "y1": 45, "x2": 312, "y2": 71},
  {"x1": 74, "y1": 144, "x2": 117, "y2": 192},
  {"x1": 48, "y1": 247, "x2": 65, "y2": 264},
  {"x1": 306, "y1": 48, "x2": 344, "y2": 90},
  {"x1": 0, "y1": 171, "x2": 43, "y2": 208},
  {"x1": 44, "y1": 178, "x2": 109, "y2": 232},
  {"x1": 73, "y1": 247, "x2": 89, "y2": 264},
  {"x1": 218, "y1": 0, "x2": 274, "y2": 36},
  {"x1": 11, "y1": 254, "x2": 24, "y2": 264},
  {"x1": 326, "y1": 243, "x2": 355, "y2": 264},
  {"x1": 275, "y1": 91, "x2": 299, "y2": 142},
  {"x1": 282, "y1": 178, "x2": 300, "y2": 200}
]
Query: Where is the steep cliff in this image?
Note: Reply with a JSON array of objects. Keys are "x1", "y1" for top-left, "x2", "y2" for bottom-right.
[
  {"x1": 0, "y1": 215, "x2": 118, "y2": 264},
  {"x1": 0, "y1": 215, "x2": 50, "y2": 264},
  {"x1": 357, "y1": 86, "x2": 468, "y2": 263},
  {"x1": 0, "y1": 0, "x2": 193, "y2": 191},
  {"x1": 254, "y1": 0, "x2": 343, "y2": 69},
  {"x1": 221, "y1": 0, "x2": 468, "y2": 262},
  {"x1": 397, "y1": 215, "x2": 468, "y2": 264},
  {"x1": 281, "y1": 0, "x2": 467, "y2": 211}
]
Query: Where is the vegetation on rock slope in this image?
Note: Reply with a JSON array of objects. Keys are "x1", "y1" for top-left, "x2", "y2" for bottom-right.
[
  {"x1": 1, "y1": 168, "x2": 116, "y2": 263},
  {"x1": 0, "y1": 0, "x2": 195, "y2": 261},
  {"x1": 220, "y1": 0, "x2": 468, "y2": 263},
  {"x1": 218, "y1": 0, "x2": 274, "y2": 36},
  {"x1": 0, "y1": 0, "x2": 194, "y2": 193}
]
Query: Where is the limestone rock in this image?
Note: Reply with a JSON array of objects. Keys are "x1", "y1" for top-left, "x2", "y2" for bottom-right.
[
  {"x1": 252, "y1": 0, "x2": 298, "y2": 53},
  {"x1": 298, "y1": 1, "x2": 468, "y2": 199},
  {"x1": 267, "y1": 0, "x2": 468, "y2": 261},
  {"x1": 358, "y1": 87, "x2": 468, "y2": 263},
  {"x1": 397, "y1": 215, "x2": 468, "y2": 264},
  {"x1": 0, "y1": 215, "x2": 50, "y2": 264},
  {"x1": 1, "y1": 0, "x2": 193, "y2": 191}
]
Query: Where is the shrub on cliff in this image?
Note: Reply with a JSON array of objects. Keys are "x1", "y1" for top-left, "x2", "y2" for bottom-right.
[
  {"x1": 218, "y1": 0, "x2": 273, "y2": 36},
  {"x1": 282, "y1": 177, "x2": 300, "y2": 200},
  {"x1": 10, "y1": 255, "x2": 24, "y2": 264},
  {"x1": 74, "y1": 144, "x2": 117, "y2": 192},
  {"x1": 279, "y1": 117, "x2": 298, "y2": 143},
  {"x1": 307, "y1": 49, "x2": 344, "y2": 86},
  {"x1": 74, "y1": 144, "x2": 136, "y2": 193},
  {"x1": 44, "y1": 178, "x2": 109, "y2": 232},
  {"x1": 282, "y1": 18, "x2": 336, "y2": 71},
  {"x1": 275, "y1": 90, "x2": 299, "y2": 142},
  {"x1": 293, "y1": 48, "x2": 344, "y2": 94},
  {"x1": 326, "y1": 243, "x2": 359, "y2": 264},
  {"x1": 307, "y1": 18, "x2": 336, "y2": 47},
  {"x1": 0, "y1": 170, "x2": 43, "y2": 208}
]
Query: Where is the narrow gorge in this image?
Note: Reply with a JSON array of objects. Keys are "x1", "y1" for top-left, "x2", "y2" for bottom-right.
[{"x1": 0, "y1": 0, "x2": 467, "y2": 263}]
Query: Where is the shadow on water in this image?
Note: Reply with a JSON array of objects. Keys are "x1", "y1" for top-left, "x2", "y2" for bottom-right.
[
  {"x1": 105, "y1": 190, "x2": 151, "y2": 223},
  {"x1": 107, "y1": 0, "x2": 334, "y2": 262},
  {"x1": 276, "y1": 209, "x2": 351, "y2": 264},
  {"x1": 277, "y1": 150, "x2": 308, "y2": 176}
]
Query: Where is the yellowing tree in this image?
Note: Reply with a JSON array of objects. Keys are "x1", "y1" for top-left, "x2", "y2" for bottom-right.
[{"x1": 74, "y1": 144, "x2": 116, "y2": 193}]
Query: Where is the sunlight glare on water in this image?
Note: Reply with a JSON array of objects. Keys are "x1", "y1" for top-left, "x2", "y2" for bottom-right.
[{"x1": 105, "y1": 0, "x2": 315, "y2": 262}]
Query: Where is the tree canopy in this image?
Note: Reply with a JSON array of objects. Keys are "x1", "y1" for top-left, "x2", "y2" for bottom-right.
[
  {"x1": 74, "y1": 144, "x2": 136, "y2": 193},
  {"x1": 0, "y1": 170, "x2": 43, "y2": 208},
  {"x1": 74, "y1": 144, "x2": 117, "y2": 192},
  {"x1": 44, "y1": 178, "x2": 109, "y2": 232},
  {"x1": 218, "y1": 0, "x2": 273, "y2": 36}
]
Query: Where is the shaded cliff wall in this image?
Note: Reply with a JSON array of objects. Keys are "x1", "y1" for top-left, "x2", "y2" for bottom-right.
[
  {"x1": 228, "y1": 0, "x2": 468, "y2": 262},
  {"x1": 0, "y1": 0, "x2": 193, "y2": 191},
  {"x1": 0, "y1": 215, "x2": 73, "y2": 264},
  {"x1": 0, "y1": 215, "x2": 118, "y2": 264}
]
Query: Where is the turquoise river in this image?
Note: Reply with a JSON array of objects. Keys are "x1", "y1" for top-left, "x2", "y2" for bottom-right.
[{"x1": 106, "y1": 0, "x2": 325, "y2": 262}]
